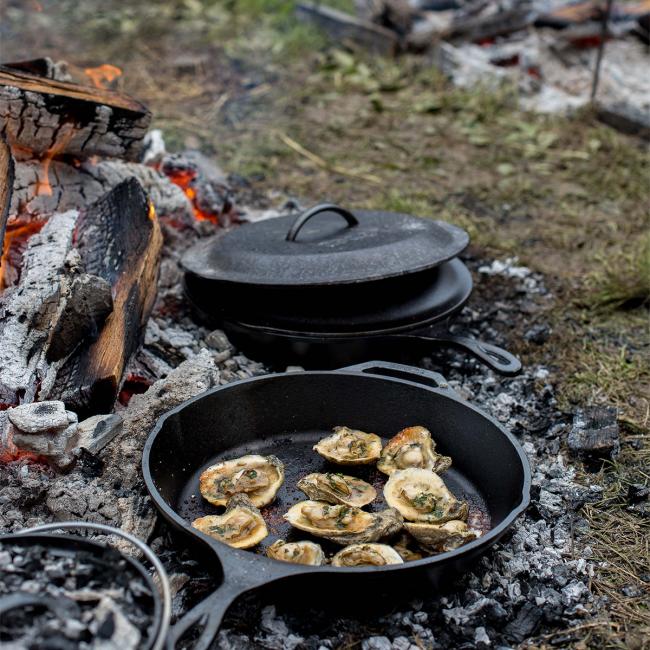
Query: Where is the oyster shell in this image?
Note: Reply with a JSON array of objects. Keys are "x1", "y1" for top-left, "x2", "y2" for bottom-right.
[
  {"x1": 405, "y1": 520, "x2": 479, "y2": 552},
  {"x1": 284, "y1": 500, "x2": 403, "y2": 545},
  {"x1": 331, "y1": 543, "x2": 404, "y2": 567},
  {"x1": 199, "y1": 454, "x2": 284, "y2": 507},
  {"x1": 313, "y1": 427, "x2": 382, "y2": 465},
  {"x1": 297, "y1": 472, "x2": 376, "y2": 507},
  {"x1": 192, "y1": 494, "x2": 268, "y2": 549},
  {"x1": 377, "y1": 426, "x2": 451, "y2": 475},
  {"x1": 267, "y1": 540, "x2": 325, "y2": 566},
  {"x1": 384, "y1": 468, "x2": 468, "y2": 523}
]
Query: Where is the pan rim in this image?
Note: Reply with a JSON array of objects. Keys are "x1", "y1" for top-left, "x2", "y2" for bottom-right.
[{"x1": 142, "y1": 369, "x2": 531, "y2": 576}]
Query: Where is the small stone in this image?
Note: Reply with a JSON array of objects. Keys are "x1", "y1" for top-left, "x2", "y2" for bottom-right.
[
  {"x1": 205, "y1": 329, "x2": 233, "y2": 353},
  {"x1": 8, "y1": 401, "x2": 73, "y2": 433},
  {"x1": 362, "y1": 637, "x2": 392, "y2": 650},
  {"x1": 475, "y1": 626, "x2": 491, "y2": 646},
  {"x1": 568, "y1": 406, "x2": 619, "y2": 458},
  {"x1": 76, "y1": 414, "x2": 123, "y2": 454},
  {"x1": 524, "y1": 324, "x2": 550, "y2": 345}
]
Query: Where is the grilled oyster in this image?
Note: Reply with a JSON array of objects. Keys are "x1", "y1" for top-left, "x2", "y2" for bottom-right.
[
  {"x1": 297, "y1": 472, "x2": 376, "y2": 507},
  {"x1": 199, "y1": 454, "x2": 284, "y2": 508},
  {"x1": 377, "y1": 426, "x2": 451, "y2": 475},
  {"x1": 331, "y1": 543, "x2": 403, "y2": 567},
  {"x1": 267, "y1": 540, "x2": 325, "y2": 566},
  {"x1": 284, "y1": 500, "x2": 402, "y2": 545},
  {"x1": 313, "y1": 427, "x2": 382, "y2": 465},
  {"x1": 405, "y1": 520, "x2": 479, "y2": 552},
  {"x1": 192, "y1": 494, "x2": 268, "y2": 549},
  {"x1": 384, "y1": 468, "x2": 468, "y2": 523}
]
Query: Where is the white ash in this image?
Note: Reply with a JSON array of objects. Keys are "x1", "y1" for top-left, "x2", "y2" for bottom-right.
[{"x1": 0, "y1": 541, "x2": 154, "y2": 649}]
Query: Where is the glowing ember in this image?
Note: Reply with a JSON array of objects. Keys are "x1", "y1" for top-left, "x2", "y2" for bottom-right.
[
  {"x1": 118, "y1": 374, "x2": 152, "y2": 406},
  {"x1": 0, "y1": 427, "x2": 48, "y2": 465},
  {"x1": 164, "y1": 167, "x2": 220, "y2": 224},
  {"x1": 0, "y1": 218, "x2": 46, "y2": 290},
  {"x1": 84, "y1": 64, "x2": 123, "y2": 89}
]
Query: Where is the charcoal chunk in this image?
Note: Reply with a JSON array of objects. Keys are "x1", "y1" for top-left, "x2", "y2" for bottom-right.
[
  {"x1": 568, "y1": 406, "x2": 619, "y2": 459},
  {"x1": 504, "y1": 602, "x2": 543, "y2": 643}
]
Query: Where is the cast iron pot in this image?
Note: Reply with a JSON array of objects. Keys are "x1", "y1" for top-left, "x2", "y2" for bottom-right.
[
  {"x1": 1, "y1": 522, "x2": 171, "y2": 650},
  {"x1": 143, "y1": 361, "x2": 531, "y2": 650},
  {"x1": 186, "y1": 257, "x2": 521, "y2": 375}
]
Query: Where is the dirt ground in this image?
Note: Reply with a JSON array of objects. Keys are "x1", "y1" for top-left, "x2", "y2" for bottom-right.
[{"x1": 1, "y1": 1, "x2": 649, "y2": 647}]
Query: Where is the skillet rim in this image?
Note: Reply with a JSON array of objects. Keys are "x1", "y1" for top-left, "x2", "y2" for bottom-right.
[{"x1": 142, "y1": 369, "x2": 531, "y2": 576}]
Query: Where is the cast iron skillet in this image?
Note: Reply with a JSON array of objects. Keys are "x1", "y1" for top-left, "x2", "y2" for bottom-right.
[
  {"x1": 186, "y1": 258, "x2": 521, "y2": 375},
  {"x1": 143, "y1": 361, "x2": 531, "y2": 650}
]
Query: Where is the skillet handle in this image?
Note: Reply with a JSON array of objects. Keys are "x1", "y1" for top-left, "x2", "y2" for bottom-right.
[
  {"x1": 166, "y1": 552, "x2": 301, "y2": 650},
  {"x1": 337, "y1": 361, "x2": 455, "y2": 393},
  {"x1": 166, "y1": 579, "x2": 245, "y2": 650},
  {"x1": 286, "y1": 203, "x2": 358, "y2": 241},
  {"x1": 417, "y1": 333, "x2": 522, "y2": 375},
  {"x1": 383, "y1": 331, "x2": 522, "y2": 376}
]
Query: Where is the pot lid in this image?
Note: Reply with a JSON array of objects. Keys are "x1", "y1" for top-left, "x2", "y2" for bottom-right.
[
  {"x1": 182, "y1": 203, "x2": 469, "y2": 287},
  {"x1": 192, "y1": 259, "x2": 472, "y2": 336}
]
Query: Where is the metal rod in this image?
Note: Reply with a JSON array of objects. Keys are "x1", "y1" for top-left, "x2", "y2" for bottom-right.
[
  {"x1": 591, "y1": 0, "x2": 615, "y2": 101},
  {"x1": 17, "y1": 521, "x2": 171, "y2": 650}
]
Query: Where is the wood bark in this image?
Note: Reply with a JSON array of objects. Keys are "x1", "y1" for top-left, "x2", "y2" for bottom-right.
[
  {"x1": 0, "y1": 133, "x2": 14, "y2": 258},
  {"x1": 50, "y1": 178, "x2": 163, "y2": 417},
  {"x1": 0, "y1": 66, "x2": 151, "y2": 161}
]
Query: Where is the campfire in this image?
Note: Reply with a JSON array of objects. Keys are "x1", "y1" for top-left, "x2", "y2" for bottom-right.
[{"x1": 0, "y1": 44, "x2": 635, "y2": 650}]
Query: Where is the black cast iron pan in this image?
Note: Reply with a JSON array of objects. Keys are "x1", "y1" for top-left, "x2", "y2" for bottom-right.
[
  {"x1": 185, "y1": 258, "x2": 522, "y2": 375},
  {"x1": 143, "y1": 361, "x2": 531, "y2": 650}
]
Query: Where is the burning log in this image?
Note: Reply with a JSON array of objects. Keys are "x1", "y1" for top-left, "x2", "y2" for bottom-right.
[
  {"x1": 9, "y1": 157, "x2": 192, "y2": 224},
  {"x1": 50, "y1": 178, "x2": 162, "y2": 416},
  {"x1": 0, "y1": 65, "x2": 151, "y2": 161},
  {"x1": 0, "y1": 179, "x2": 161, "y2": 417},
  {"x1": 0, "y1": 133, "x2": 14, "y2": 259},
  {"x1": 0, "y1": 209, "x2": 79, "y2": 407}
]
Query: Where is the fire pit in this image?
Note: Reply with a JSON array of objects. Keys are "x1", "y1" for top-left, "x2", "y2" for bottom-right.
[{"x1": 0, "y1": 58, "x2": 608, "y2": 649}]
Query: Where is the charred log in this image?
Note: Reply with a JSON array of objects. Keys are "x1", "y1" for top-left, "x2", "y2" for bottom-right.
[
  {"x1": 9, "y1": 158, "x2": 192, "y2": 224},
  {"x1": 0, "y1": 66, "x2": 151, "y2": 161},
  {"x1": 0, "y1": 209, "x2": 79, "y2": 407},
  {"x1": 0, "y1": 132, "x2": 14, "y2": 258},
  {"x1": 50, "y1": 178, "x2": 162, "y2": 416}
]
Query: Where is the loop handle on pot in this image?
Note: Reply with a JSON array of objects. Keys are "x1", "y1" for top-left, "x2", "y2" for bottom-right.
[
  {"x1": 18, "y1": 522, "x2": 171, "y2": 650},
  {"x1": 338, "y1": 361, "x2": 456, "y2": 394},
  {"x1": 286, "y1": 203, "x2": 358, "y2": 241}
]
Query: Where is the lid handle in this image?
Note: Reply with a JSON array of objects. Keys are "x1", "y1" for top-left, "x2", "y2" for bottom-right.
[{"x1": 286, "y1": 203, "x2": 359, "y2": 242}]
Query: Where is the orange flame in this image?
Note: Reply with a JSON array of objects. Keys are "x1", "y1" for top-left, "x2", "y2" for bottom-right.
[
  {"x1": 84, "y1": 64, "x2": 122, "y2": 89},
  {"x1": 0, "y1": 218, "x2": 46, "y2": 290},
  {"x1": 31, "y1": 126, "x2": 76, "y2": 197},
  {"x1": 164, "y1": 168, "x2": 220, "y2": 224}
]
